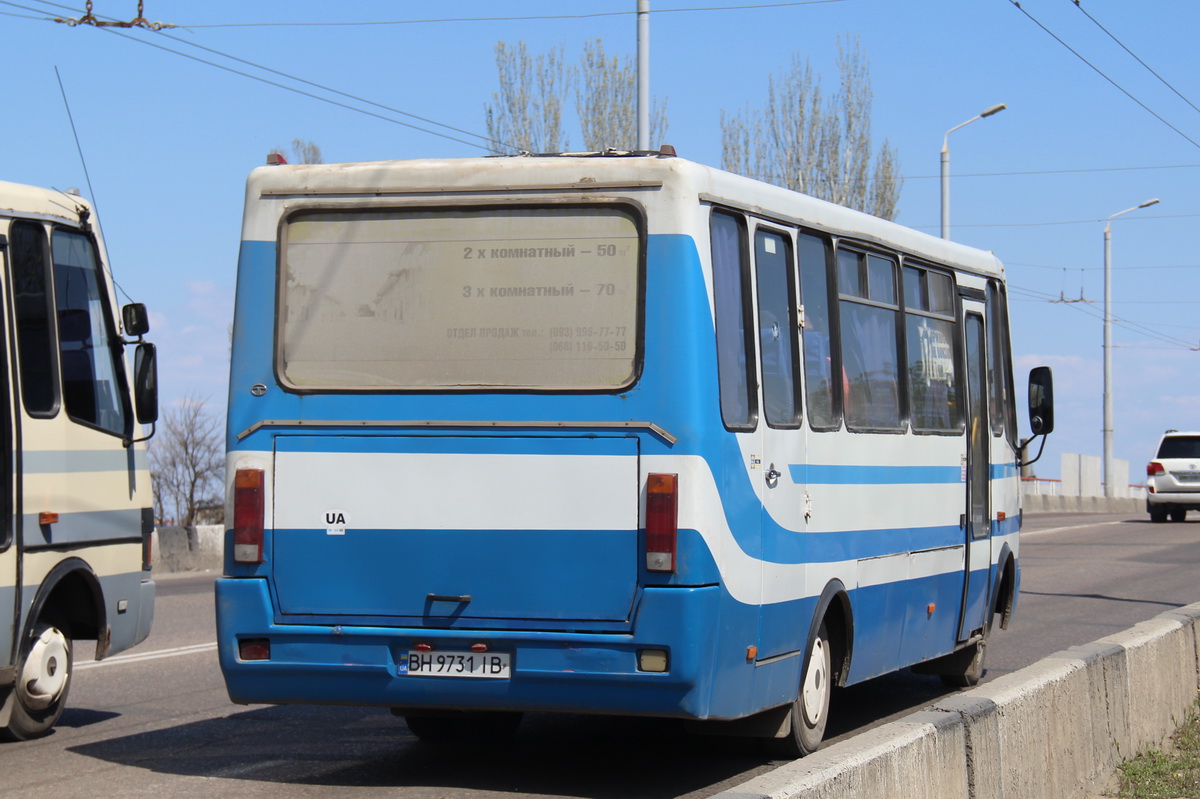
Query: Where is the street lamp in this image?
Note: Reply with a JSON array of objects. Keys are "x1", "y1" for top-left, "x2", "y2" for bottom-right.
[
  {"x1": 1103, "y1": 198, "x2": 1160, "y2": 498},
  {"x1": 940, "y1": 103, "x2": 1007, "y2": 240}
]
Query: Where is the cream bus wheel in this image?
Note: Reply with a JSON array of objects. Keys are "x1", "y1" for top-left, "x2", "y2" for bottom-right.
[{"x1": 1, "y1": 622, "x2": 74, "y2": 741}]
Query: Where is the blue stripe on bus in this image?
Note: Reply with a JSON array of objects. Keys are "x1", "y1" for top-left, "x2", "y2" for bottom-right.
[
  {"x1": 230, "y1": 234, "x2": 1015, "y2": 573},
  {"x1": 991, "y1": 462, "x2": 1019, "y2": 479},
  {"x1": 228, "y1": 236, "x2": 717, "y2": 455},
  {"x1": 790, "y1": 464, "x2": 963, "y2": 485}
]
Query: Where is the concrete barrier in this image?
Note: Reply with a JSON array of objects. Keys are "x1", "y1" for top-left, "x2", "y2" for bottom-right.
[
  {"x1": 1020, "y1": 493, "x2": 1142, "y2": 514},
  {"x1": 715, "y1": 602, "x2": 1200, "y2": 799},
  {"x1": 152, "y1": 525, "x2": 224, "y2": 574}
]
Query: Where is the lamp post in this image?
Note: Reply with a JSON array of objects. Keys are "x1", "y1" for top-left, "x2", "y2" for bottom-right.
[
  {"x1": 1103, "y1": 198, "x2": 1160, "y2": 497},
  {"x1": 940, "y1": 104, "x2": 1007, "y2": 240},
  {"x1": 637, "y1": 0, "x2": 650, "y2": 151}
]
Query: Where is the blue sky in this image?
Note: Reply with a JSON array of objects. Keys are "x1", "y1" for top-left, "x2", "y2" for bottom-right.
[{"x1": 2, "y1": 1, "x2": 1197, "y2": 483}]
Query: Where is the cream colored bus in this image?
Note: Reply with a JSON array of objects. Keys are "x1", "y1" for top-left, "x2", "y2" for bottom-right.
[{"x1": 0, "y1": 181, "x2": 157, "y2": 740}]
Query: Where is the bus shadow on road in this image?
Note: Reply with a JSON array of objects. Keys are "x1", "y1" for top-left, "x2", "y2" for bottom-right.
[
  {"x1": 68, "y1": 704, "x2": 775, "y2": 798},
  {"x1": 66, "y1": 669, "x2": 959, "y2": 797},
  {"x1": 57, "y1": 707, "x2": 120, "y2": 730}
]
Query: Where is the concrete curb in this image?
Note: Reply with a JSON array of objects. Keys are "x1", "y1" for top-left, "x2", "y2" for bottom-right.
[
  {"x1": 152, "y1": 525, "x2": 224, "y2": 574},
  {"x1": 715, "y1": 601, "x2": 1200, "y2": 799}
]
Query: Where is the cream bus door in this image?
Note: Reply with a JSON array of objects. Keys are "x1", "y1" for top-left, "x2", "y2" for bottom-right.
[{"x1": 959, "y1": 306, "x2": 993, "y2": 642}]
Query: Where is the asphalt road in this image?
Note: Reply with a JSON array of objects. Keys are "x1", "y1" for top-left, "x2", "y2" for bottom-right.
[{"x1": 1, "y1": 512, "x2": 1196, "y2": 799}]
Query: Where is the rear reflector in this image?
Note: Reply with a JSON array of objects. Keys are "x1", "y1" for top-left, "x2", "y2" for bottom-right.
[
  {"x1": 234, "y1": 468, "x2": 265, "y2": 563},
  {"x1": 239, "y1": 638, "x2": 270, "y2": 661},
  {"x1": 645, "y1": 473, "x2": 678, "y2": 573}
]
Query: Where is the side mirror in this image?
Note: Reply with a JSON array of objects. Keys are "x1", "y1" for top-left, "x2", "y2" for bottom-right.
[
  {"x1": 123, "y1": 303, "x2": 150, "y2": 338},
  {"x1": 1028, "y1": 366, "x2": 1054, "y2": 437},
  {"x1": 134, "y1": 343, "x2": 158, "y2": 425}
]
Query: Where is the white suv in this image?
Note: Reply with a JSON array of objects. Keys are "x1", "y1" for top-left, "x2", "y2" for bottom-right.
[{"x1": 1146, "y1": 430, "x2": 1200, "y2": 522}]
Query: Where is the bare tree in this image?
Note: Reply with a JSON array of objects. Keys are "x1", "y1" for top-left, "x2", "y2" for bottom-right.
[
  {"x1": 149, "y1": 394, "x2": 224, "y2": 526},
  {"x1": 485, "y1": 39, "x2": 669, "y2": 155},
  {"x1": 269, "y1": 139, "x2": 324, "y2": 164},
  {"x1": 576, "y1": 38, "x2": 668, "y2": 151},
  {"x1": 485, "y1": 41, "x2": 570, "y2": 154},
  {"x1": 721, "y1": 35, "x2": 901, "y2": 220}
]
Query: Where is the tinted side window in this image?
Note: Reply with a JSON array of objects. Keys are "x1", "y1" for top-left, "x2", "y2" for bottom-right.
[
  {"x1": 710, "y1": 210, "x2": 756, "y2": 430},
  {"x1": 904, "y1": 265, "x2": 961, "y2": 433},
  {"x1": 838, "y1": 248, "x2": 903, "y2": 431},
  {"x1": 9, "y1": 221, "x2": 58, "y2": 416},
  {"x1": 798, "y1": 232, "x2": 837, "y2": 429},
  {"x1": 755, "y1": 228, "x2": 800, "y2": 428},
  {"x1": 52, "y1": 229, "x2": 129, "y2": 436},
  {"x1": 987, "y1": 281, "x2": 1016, "y2": 446}
]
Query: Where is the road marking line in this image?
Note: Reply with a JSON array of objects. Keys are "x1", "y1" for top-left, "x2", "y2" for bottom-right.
[
  {"x1": 1022, "y1": 520, "x2": 1127, "y2": 538},
  {"x1": 77, "y1": 642, "x2": 218, "y2": 671}
]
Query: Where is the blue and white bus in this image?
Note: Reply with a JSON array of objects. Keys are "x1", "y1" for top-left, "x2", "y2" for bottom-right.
[{"x1": 217, "y1": 151, "x2": 1053, "y2": 756}]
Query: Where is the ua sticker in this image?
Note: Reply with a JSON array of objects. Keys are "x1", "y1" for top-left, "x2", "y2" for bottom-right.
[{"x1": 325, "y1": 509, "x2": 350, "y2": 535}]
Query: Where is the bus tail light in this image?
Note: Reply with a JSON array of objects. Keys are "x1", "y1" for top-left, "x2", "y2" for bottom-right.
[
  {"x1": 645, "y1": 473, "x2": 678, "y2": 573},
  {"x1": 234, "y1": 468, "x2": 265, "y2": 563}
]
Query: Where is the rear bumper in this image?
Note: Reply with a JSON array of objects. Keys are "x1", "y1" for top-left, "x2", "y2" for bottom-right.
[
  {"x1": 215, "y1": 577, "x2": 722, "y2": 719},
  {"x1": 1146, "y1": 491, "x2": 1200, "y2": 508}
]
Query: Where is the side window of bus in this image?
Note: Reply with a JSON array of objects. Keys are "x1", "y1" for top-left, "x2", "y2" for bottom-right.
[
  {"x1": 797, "y1": 232, "x2": 838, "y2": 430},
  {"x1": 903, "y1": 265, "x2": 962, "y2": 433},
  {"x1": 9, "y1": 221, "x2": 58, "y2": 416},
  {"x1": 987, "y1": 280, "x2": 1016, "y2": 444},
  {"x1": 710, "y1": 210, "x2": 757, "y2": 430},
  {"x1": 754, "y1": 228, "x2": 801, "y2": 428},
  {"x1": 838, "y1": 248, "x2": 903, "y2": 431},
  {"x1": 52, "y1": 229, "x2": 129, "y2": 437}
]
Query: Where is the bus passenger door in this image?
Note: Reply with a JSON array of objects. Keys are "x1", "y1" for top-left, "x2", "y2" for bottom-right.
[
  {"x1": 751, "y1": 226, "x2": 805, "y2": 659},
  {"x1": 959, "y1": 305, "x2": 992, "y2": 642}
]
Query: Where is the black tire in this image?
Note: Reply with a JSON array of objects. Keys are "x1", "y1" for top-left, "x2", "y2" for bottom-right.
[
  {"x1": 764, "y1": 622, "x2": 831, "y2": 759},
  {"x1": 939, "y1": 637, "x2": 987, "y2": 688},
  {"x1": 1149, "y1": 507, "x2": 1168, "y2": 523},
  {"x1": 1170, "y1": 509, "x2": 1187, "y2": 523},
  {"x1": 0, "y1": 622, "x2": 74, "y2": 741}
]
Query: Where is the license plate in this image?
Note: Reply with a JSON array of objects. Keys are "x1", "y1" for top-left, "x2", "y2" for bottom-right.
[
  {"x1": 1175, "y1": 472, "x2": 1200, "y2": 483},
  {"x1": 401, "y1": 651, "x2": 511, "y2": 679}
]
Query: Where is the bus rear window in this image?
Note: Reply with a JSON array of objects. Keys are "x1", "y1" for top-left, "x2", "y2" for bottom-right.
[{"x1": 278, "y1": 206, "x2": 642, "y2": 391}]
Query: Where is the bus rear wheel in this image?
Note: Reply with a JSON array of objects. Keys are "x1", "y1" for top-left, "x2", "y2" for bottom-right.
[
  {"x1": 764, "y1": 622, "x2": 831, "y2": 759},
  {"x1": 1, "y1": 621, "x2": 74, "y2": 741}
]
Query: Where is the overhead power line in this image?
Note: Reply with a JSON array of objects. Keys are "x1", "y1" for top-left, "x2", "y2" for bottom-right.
[
  {"x1": 165, "y1": 1, "x2": 850, "y2": 28},
  {"x1": 16, "y1": 0, "x2": 511, "y2": 152},
  {"x1": 1070, "y1": 0, "x2": 1200, "y2": 119},
  {"x1": 1009, "y1": 283, "x2": 1198, "y2": 350},
  {"x1": 1005, "y1": 0, "x2": 1200, "y2": 151}
]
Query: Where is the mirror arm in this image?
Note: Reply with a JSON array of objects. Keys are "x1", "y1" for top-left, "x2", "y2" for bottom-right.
[
  {"x1": 1016, "y1": 433, "x2": 1048, "y2": 469},
  {"x1": 125, "y1": 422, "x2": 156, "y2": 447}
]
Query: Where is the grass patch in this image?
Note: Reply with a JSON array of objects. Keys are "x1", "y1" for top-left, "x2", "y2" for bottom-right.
[{"x1": 1116, "y1": 706, "x2": 1200, "y2": 798}]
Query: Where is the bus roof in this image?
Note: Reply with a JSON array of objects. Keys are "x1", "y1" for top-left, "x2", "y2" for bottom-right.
[
  {"x1": 244, "y1": 154, "x2": 1005, "y2": 278},
  {"x1": 0, "y1": 180, "x2": 94, "y2": 227}
]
